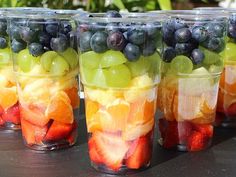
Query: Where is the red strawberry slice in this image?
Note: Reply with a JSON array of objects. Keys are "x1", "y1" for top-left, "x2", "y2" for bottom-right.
[
  {"x1": 187, "y1": 131, "x2": 207, "y2": 151},
  {"x1": 163, "y1": 121, "x2": 179, "y2": 149},
  {"x1": 66, "y1": 121, "x2": 78, "y2": 145},
  {"x1": 178, "y1": 121, "x2": 193, "y2": 144},
  {"x1": 126, "y1": 134, "x2": 152, "y2": 169},
  {"x1": 0, "y1": 116, "x2": 5, "y2": 126},
  {"x1": 88, "y1": 137, "x2": 103, "y2": 164},
  {"x1": 225, "y1": 103, "x2": 236, "y2": 116},
  {"x1": 194, "y1": 124, "x2": 213, "y2": 138},
  {"x1": 2, "y1": 103, "x2": 20, "y2": 124},
  {"x1": 44, "y1": 121, "x2": 74, "y2": 141},
  {"x1": 93, "y1": 132, "x2": 129, "y2": 172}
]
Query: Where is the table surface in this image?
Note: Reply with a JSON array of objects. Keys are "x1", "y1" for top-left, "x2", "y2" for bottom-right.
[{"x1": 0, "y1": 102, "x2": 236, "y2": 177}]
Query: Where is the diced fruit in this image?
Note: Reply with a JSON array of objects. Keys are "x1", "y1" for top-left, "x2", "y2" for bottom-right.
[
  {"x1": 21, "y1": 118, "x2": 48, "y2": 145},
  {"x1": 220, "y1": 42, "x2": 236, "y2": 61},
  {"x1": 20, "y1": 104, "x2": 49, "y2": 127},
  {"x1": 200, "y1": 46, "x2": 221, "y2": 65},
  {"x1": 92, "y1": 68, "x2": 108, "y2": 88},
  {"x1": 0, "y1": 87, "x2": 18, "y2": 109},
  {"x1": 50, "y1": 55, "x2": 69, "y2": 75},
  {"x1": 80, "y1": 51, "x2": 102, "y2": 69},
  {"x1": 0, "y1": 48, "x2": 10, "y2": 65},
  {"x1": 40, "y1": 51, "x2": 57, "y2": 72},
  {"x1": 44, "y1": 121, "x2": 74, "y2": 141},
  {"x1": 220, "y1": 66, "x2": 236, "y2": 94},
  {"x1": 88, "y1": 137, "x2": 103, "y2": 164},
  {"x1": 85, "y1": 99, "x2": 100, "y2": 133},
  {"x1": 46, "y1": 91, "x2": 74, "y2": 124},
  {"x1": 2, "y1": 103, "x2": 20, "y2": 124},
  {"x1": 225, "y1": 103, "x2": 236, "y2": 116},
  {"x1": 187, "y1": 131, "x2": 206, "y2": 151},
  {"x1": 0, "y1": 116, "x2": 5, "y2": 125},
  {"x1": 64, "y1": 87, "x2": 79, "y2": 109},
  {"x1": 178, "y1": 121, "x2": 193, "y2": 144},
  {"x1": 147, "y1": 53, "x2": 161, "y2": 77},
  {"x1": 93, "y1": 132, "x2": 129, "y2": 171},
  {"x1": 170, "y1": 55, "x2": 193, "y2": 74},
  {"x1": 61, "y1": 47, "x2": 79, "y2": 69},
  {"x1": 126, "y1": 135, "x2": 152, "y2": 169},
  {"x1": 100, "y1": 50, "x2": 127, "y2": 68},
  {"x1": 17, "y1": 49, "x2": 39, "y2": 72},
  {"x1": 106, "y1": 64, "x2": 131, "y2": 88},
  {"x1": 162, "y1": 121, "x2": 179, "y2": 149},
  {"x1": 194, "y1": 124, "x2": 213, "y2": 138}
]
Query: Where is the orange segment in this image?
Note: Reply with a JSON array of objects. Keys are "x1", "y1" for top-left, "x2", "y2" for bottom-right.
[
  {"x1": 0, "y1": 87, "x2": 18, "y2": 109},
  {"x1": 46, "y1": 91, "x2": 74, "y2": 124},
  {"x1": 64, "y1": 86, "x2": 80, "y2": 109}
]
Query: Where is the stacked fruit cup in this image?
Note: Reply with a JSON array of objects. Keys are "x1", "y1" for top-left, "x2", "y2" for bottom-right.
[
  {"x1": 157, "y1": 11, "x2": 227, "y2": 151},
  {"x1": 8, "y1": 11, "x2": 80, "y2": 150},
  {"x1": 74, "y1": 11, "x2": 164, "y2": 174}
]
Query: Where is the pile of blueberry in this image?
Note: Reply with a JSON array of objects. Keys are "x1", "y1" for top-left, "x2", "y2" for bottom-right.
[
  {"x1": 162, "y1": 18, "x2": 226, "y2": 64},
  {"x1": 228, "y1": 14, "x2": 236, "y2": 40},
  {"x1": 8, "y1": 17, "x2": 76, "y2": 56},
  {"x1": 0, "y1": 19, "x2": 8, "y2": 49},
  {"x1": 78, "y1": 10, "x2": 162, "y2": 61}
]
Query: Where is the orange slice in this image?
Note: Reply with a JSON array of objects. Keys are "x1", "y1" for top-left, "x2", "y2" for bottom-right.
[
  {"x1": 46, "y1": 91, "x2": 74, "y2": 124},
  {"x1": 0, "y1": 87, "x2": 18, "y2": 110},
  {"x1": 64, "y1": 86, "x2": 80, "y2": 109}
]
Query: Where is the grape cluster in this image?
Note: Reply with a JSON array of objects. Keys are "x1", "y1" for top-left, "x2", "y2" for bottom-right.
[
  {"x1": 162, "y1": 18, "x2": 226, "y2": 64},
  {"x1": 78, "y1": 10, "x2": 162, "y2": 62},
  {"x1": 0, "y1": 19, "x2": 8, "y2": 49},
  {"x1": 9, "y1": 17, "x2": 76, "y2": 56}
]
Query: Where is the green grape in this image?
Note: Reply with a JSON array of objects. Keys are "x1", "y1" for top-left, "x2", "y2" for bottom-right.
[
  {"x1": 60, "y1": 47, "x2": 79, "y2": 69},
  {"x1": 170, "y1": 55, "x2": 193, "y2": 74},
  {"x1": 92, "y1": 68, "x2": 108, "y2": 88},
  {"x1": 17, "y1": 49, "x2": 39, "y2": 73},
  {"x1": 220, "y1": 42, "x2": 236, "y2": 61},
  {"x1": 0, "y1": 48, "x2": 10, "y2": 65},
  {"x1": 80, "y1": 51, "x2": 102, "y2": 69},
  {"x1": 126, "y1": 56, "x2": 151, "y2": 77},
  {"x1": 107, "y1": 64, "x2": 131, "y2": 88},
  {"x1": 80, "y1": 67, "x2": 94, "y2": 84},
  {"x1": 50, "y1": 55, "x2": 69, "y2": 75},
  {"x1": 100, "y1": 50, "x2": 127, "y2": 68},
  {"x1": 200, "y1": 46, "x2": 221, "y2": 65},
  {"x1": 147, "y1": 52, "x2": 161, "y2": 77},
  {"x1": 40, "y1": 51, "x2": 58, "y2": 72},
  {"x1": 208, "y1": 65, "x2": 223, "y2": 74},
  {"x1": 192, "y1": 67, "x2": 211, "y2": 76}
]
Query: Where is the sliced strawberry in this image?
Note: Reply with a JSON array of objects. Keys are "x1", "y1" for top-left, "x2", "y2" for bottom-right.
[
  {"x1": 93, "y1": 132, "x2": 129, "y2": 172},
  {"x1": 163, "y1": 121, "x2": 179, "y2": 149},
  {"x1": 0, "y1": 116, "x2": 5, "y2": 126},
  {"x1": 2, "y1": 103, "x2": 20, "y2": 124},
  {"x1": 21, "y1": 118, "x2": 48, "y2": 145},
  {"x1": 187, "y1": 131, "x2": 207, "y2": 151},
  {"x1": 158, "y1": 118, "x2": 167, "y2": 139},
  {"x1": 225, "y1": 103, "x2": 236, "y2": 116},
  {"x1": 66, "y1": 121, "x2": 78, "y2": 145},
  {"x1": 126, "y1": 134, "x2": 152, "y2": 169},
  {"x1": 44, "y1": 121, "x2": 74, "y2": 141},
  {"x1": 194, "y1": 124, "x2": 213, "y2": 138},
  {"x1": 178, "y1": 121, "x2": 193, "y2": 144},
  {"x1": 88, "y1": 137, "x2": 103, "y2": 164}
]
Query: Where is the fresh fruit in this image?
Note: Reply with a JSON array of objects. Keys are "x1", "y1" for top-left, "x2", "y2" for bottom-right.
[
  {"x1": 91, "y1": 68, "x2": 108, "y2": 88},
  {"x1": 46, "y1": 91, "x2": 73, "y2": 124},
  {"x1": 0, "y1": 87, "x2": 18, "y2": 110},
  {"x1": 0, "y1": 37, "x2": 7, "y2": 49},
  {"x1": 0, "y1": 116, "x2": 5, "y2": 125},
  {"x1": 220, "y1": 42, "x2": 236, "y2": 61},
  {"x1": 80, "y1": 31, "x2": 93, "y2": 52},
  {"x1": 192, "y1": 26, "x2": 208, "y2": 43},
  {"x1": 11, "y1": 39, "x2": 26, "y2": 53},
  {"x1": 107, "y1": 31, "x2": 126, "y2": 51},
  {"x1": 17, "y1": 49, "x2": 39, "y2": 72},
  {"x1": 162, "y1": 121, "x2": 179, "y2": 149},
  {"x1": 175, "y1": 43, "x2": 193, "y2": 55},
  {"x1": 187, "y1": 131, "x2": 206, "y2": 151},
  {"x1": 170, "y1": 55, "x2": 193, "y2": 74},
  {"x1": 225, "y1": 103, "x2": 236, "y2": 116},
  {"x1": 90, "y1": 31, "x2": 108, "y2": 53},
  {"x1": 126, "y1": 135, "x2": 152, "y2": 169},
  {"x1": 127, "y1": 28, "x2": 145, "y2": 45},
  {"x1": 44, "y1": 121, "x2": 74, "y2": 141},
  {"x1": 80, "y1": 51, "x2": 102, "y2": 69},
  {"x1": 178, "y1": 121, "x2": 193, "y2": 144},
  {"x1": 200, "y1": 46, "x2": 221, "y2": 65},
  {"x1": 163, "y1": 47, "x2": 176, "y2": 62},
  {"x1": 88, "y1": 137, "x2": 103, "y2": 164},
  {"x1": 191, "y1": 49, "x2": 205, "y2": 64},
  {"x1": 100, "y1": 50, "x2": 127, "y2": 68},
  {"x1": 93, "y1": 132, "x2": 129, "y2": 171},
  {"x1": 0, "y1": 48, "x2": 11, "y2": 65},
  {"x1": 64, "y1": 86, "x2": 79, "y2": 109},
  {"x1": 194, "y1": 124, "x2": 213, "y2": 138},
  {"x1": 40, "y1": 51, "x2": 58, "y2": 72},
  {"x1": 123, "y1": 43, "x2": 141, "y2": 61},
  {"x1": 175, "y1": 28, "x2": 191, "y2": 43},
  {"x1": 28, "y1": 43, "x2": 44, "y2": 57},
  {"x1": 50, "y1": 55, "x2": 69, "y2": 75},
  {"x1": 61, "y1": 48, "x2": 79, "y2": 69},
  {"x1": 85, "y1": 99, "x2": 100, "y2": 133},
  {"x1": 2, "y1": 103, "x2": 20, "y2": 124},
  {"x1": 50, "y1": 34, "x2": 68, "y2": 52}
]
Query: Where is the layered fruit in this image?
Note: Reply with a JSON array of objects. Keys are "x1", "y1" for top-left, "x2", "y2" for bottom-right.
[
  {"x1": 158, "y1": 17, "x2": 226, "y2": 151},
  {"x1": 215, "y1": 14, "x2": 236, "y2": 127},
  {"x1": 77, "y1": 11, "x2": 161, "y2": 173},
  {"x1": 0, "y1": 17, "x2": 20, "y2": 129},
  {"x1": 9, "y1": 15, "x2": 79, "y2": 150}
]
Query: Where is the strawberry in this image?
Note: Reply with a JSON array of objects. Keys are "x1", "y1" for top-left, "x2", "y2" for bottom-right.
[
  {"x1": 66, "y1": 121, "x2": 78, "y2": 145},
  {"x1": 158, "y1": 118, "x2": 167, "y2": 139},
  {"x1": 194, "y1": 124, "x2": 213, "y2": 138},
  {"x1": 163, "y1": 121, "x2": 179, "y2": 149},
  {"x1": 93, "y1": 132, "x2": 129, "y2": 171},
  {"x1": 178, "y1": 121, "x2": 193, "y2": 144},
  {"x1": 44, "y1": 121, "x2": 74, "y2": 141},
  {"x1": 0, "y1": 116, "x2": 5, "y2": 126},
  {"x1": 2, "y1": 103, "x2": 20, "y2": 124},
  {"x1": 187, "y1": 131, "x2": 207, "y2": 151},
  {"x1": 225, "y1": 103, "x2": 236, "y2": 117},
  {"x1": 0, "y1": 105, "x2": 4, "y2": 115},
  {"x1": 126, "y1": 134, "x2": 152, "y2": 169},
  {"x1": 88, "y1": 137, "x2": 103, "y2": 164}
]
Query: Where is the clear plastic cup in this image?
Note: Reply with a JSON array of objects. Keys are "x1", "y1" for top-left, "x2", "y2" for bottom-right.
[
  {"x1": 156, "y1": 11, "x2": 227, "y2": 151},
  {"x1": 9, "y1": 11, "x2": 81, "y2": 150},
  {"x1": 74, "y1": 11, "x2": 164, "y2": 174}
]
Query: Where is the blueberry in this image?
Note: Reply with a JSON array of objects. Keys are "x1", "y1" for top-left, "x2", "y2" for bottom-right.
[
  {"x1": 163, "y1": 47, "x2": 176, "y2": 62},
  {"x1": 20, "y1": 27, "x2": 37, "y2": 43},
  {"x1": 123, "y1": 43, "x2": 140, "y2": 61},
  {"x1": 142, "y1": 39, "x2": 157, "y2": 56},
  {"x1": 45, "y1": 21, "x2": 59, "y2": 37},
  {"x1": 105, "y1": 23, "x2": 120, "y2": 34},
  {"x1": 205, "y1": 23, "x2": 224, "y2": 38},
  {"x1": 79, "y1": 31, "x2": 93, "y2": 52},
  {"x1": 229, "y1": 14, "x2": 236, "y2": 25},
  {"x1": 105, "y1": 10, "x2": 122, "y2": 18},
  {"x1": 174, "y1": 28, "x2": 191, "y2": 43},
  {"x1": 90, "y1": 31, "x2": 108, "y2": 53},
  {"x1": 127, "y1": 28, "x2": 146, "y2": 45},
  {"x1": 228, "y1": 24, "x2": 236, "y2": 38},
  {"x1": 89, "y1": 22, "x2": 105, "y2": 32},
  {"x1": 162, "y1": 23, "x2": 175, "y2": 46},
  {"x1": 175, "y1": 43, "x2": 192, "y2": 55},
  {"x1": 146, "y1": 22, "x2": 161, "y2": 38},
  {"x1": 11, "y1": 39, "x2": 26, "y2": 53},
  {"x1": 203, "y1": 37, "x2": 225, "y2": 52},
  {"x1": 68, "y1": 31, "x2": 78, "y2": 50},
  {"x1": 60, "y1": 20, "x2": 72, "y2": 34},
  {"x1": 191, "y1": 49, "x2": 204, "y2": 64},
  {"x1": 107, "y1": 31, "x2": 126, "y2": 51},
  {"x1": 27, "y1": 19, "x2": 44, "y2": 32},
  {"x1": 29, "y1": 43, "x2": 44, "y2": 57},
  {"x1": 10, "y1": 26, "x2": 21, "y2": 41},
  {"x1": 50, "y1": 34, "x2": 68, "y2": 52},
  {"x1": 0, "y1": 21, "x2": 7, "y2": 36},
  {"x1": 192, "y1": 26, "x2": 208, "y2": 43},
  {"x1": 0, "y1": 37, "x2": 7, "y2": 49},
  {"x1": 173, "y1": 18, "x2": 188, "y2": 30},
  {"x1": 39, "y1": 31, "x2": 51, "y2": 46}
]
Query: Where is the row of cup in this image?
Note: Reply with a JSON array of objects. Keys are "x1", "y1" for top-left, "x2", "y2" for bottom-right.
[{"x1": 0, "y1": 7, "x2": 235, "y2": 175}]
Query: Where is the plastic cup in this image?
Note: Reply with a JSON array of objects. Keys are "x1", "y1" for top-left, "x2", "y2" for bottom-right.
[
  {"x1": 156, "y1": 11, "x2": 227, "y2": 151},
  {"x1": 9, "y1": 10, "x2": 80, "y2": 150},
  {"x1": 74, "y1": 11, "x2": 164, "y2": 174}
]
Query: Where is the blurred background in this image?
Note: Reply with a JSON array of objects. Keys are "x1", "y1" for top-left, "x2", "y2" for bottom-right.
[{"x1": 0, "y1": 0, "x2": 234, "y2": 11}]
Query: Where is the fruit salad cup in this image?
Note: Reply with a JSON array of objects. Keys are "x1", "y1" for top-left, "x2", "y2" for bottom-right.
[
  {"x1": 157, "y1": 12, "x2": 227, "y2": 151},
  {"x1": 9, "y1": 11, "x2": 80, "y2": 150},
  {"x1": 75, "y1": 11, "x2": 163, "y2": 174}
]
